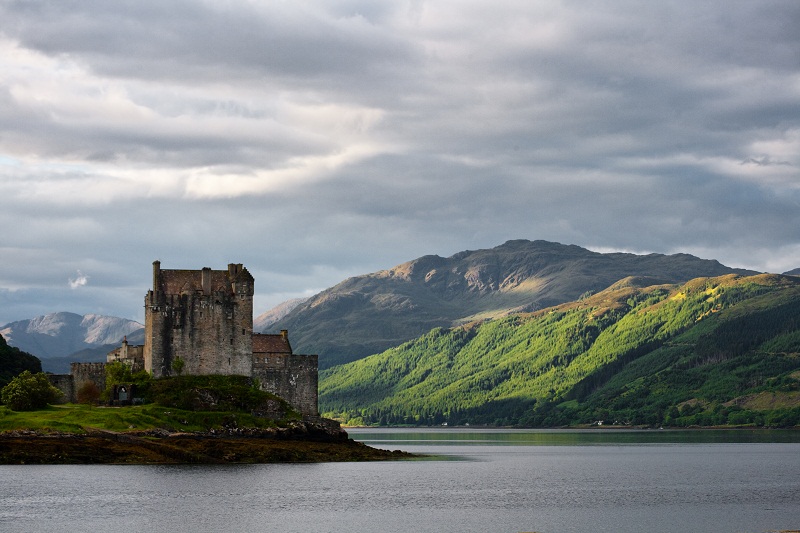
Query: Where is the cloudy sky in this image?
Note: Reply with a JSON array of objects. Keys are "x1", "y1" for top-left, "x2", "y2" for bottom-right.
[{"x1": 1, "y1": 0, "x2": 799, "y2": 326}]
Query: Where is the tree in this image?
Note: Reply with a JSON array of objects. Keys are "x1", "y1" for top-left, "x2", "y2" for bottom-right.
[
  {"x1": 76, "y1": 381, "x2": 102, "y2": 405},
  {"x1": 105, "y1": 361, "x2": 132, "y2": 385},
  {"x1": 103, "y1": 362, "x2": 150, "y2": 402},
  {"x1": 1, "y1": 371, "x2": 63, "y2": 411}
]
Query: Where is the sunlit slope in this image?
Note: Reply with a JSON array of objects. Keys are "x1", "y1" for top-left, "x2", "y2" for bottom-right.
[
  {"x1": 271, "y1": 239, "x2": 754, "y2": 368},
  {"x1": 320, "y1": 274, "x2": 800, "y2": 427}
]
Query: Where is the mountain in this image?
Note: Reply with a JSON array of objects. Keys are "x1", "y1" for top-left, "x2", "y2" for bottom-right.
[
  {"x1": 254, "y1": 297, "x2": 309, "y2": 332},
  {"x1": 785, "y1": 268, "x2": 800, "y2": 276},
  {"x1": 271, "y1": 239, "x2": 757, "y2": 368},
  {"x1": 0, "y1": 313, "x2": 144, "y2": 373},
  {"x1": 32, "y1": 328, "x2": 147, "y2": 374},
  {"x1": 320, "y1": 273, "x2": 800, "y2": 427}
]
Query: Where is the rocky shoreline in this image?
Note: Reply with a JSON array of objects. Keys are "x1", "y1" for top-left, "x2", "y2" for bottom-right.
[{"x1": 0, "y1": 418, "x2": 413, "y2": 464}]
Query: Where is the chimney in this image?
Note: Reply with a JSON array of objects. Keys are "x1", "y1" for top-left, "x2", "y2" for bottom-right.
[
  {"x1": 201, "y1": 267, "x2": 212, "y2": 295},
  {"x1": 280, "y1": 330, "x2": 292, "y2": 353}
]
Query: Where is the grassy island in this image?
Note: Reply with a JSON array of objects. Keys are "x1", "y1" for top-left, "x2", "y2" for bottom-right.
[{"x1": 0, "y1": 375, "x2": 412, "y2": 464}]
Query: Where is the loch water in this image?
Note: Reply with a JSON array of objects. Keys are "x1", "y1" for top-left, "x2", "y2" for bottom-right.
[{"x1": 1, "y1": 428, "x2": 798, "y2": 533}]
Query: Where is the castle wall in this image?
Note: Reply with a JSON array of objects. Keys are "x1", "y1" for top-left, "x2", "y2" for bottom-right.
[
  {"x1": 253, "y1": 353, "x2": 319, "y2": 416},
  {"x1": 71, "y1": 362, "x2": 107, "y2": 402},
  {"x1": 47, "y1": 374, "x2": 74, "y2": 404},
  {"x1": 147, "y1": 292, "x2": 253, "y2": 377}
]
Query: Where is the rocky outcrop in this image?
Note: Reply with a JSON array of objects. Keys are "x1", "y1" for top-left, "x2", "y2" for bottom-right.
[{"x1": 0, "y1": 419, "x2": 407, "y2": 464}]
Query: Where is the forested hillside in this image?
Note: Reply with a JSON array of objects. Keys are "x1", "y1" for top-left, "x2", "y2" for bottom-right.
[
  {"x1": 0, "y1": 334, "x2": 41, "y2": 389},
  {"x1": 320, "y1": 274, "x2": 800, "y2": 428},
  {"x1": 271, "y1": 239, "x2": 754, "y2": 368}
]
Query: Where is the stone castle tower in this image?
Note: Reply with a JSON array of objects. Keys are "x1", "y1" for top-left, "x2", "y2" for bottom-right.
[
  {"x1": 142, "y1": 261, "x2": 318, "y2": 415},
  {"x1": 52, "y1": 261, "x2": 318, "y2": 416},
  {"x1": 144, "y1": 261, "x2": 255, "y2": 378},
  {"x1": 50, "y1": 261, "x2": 319, "y2": 417}
]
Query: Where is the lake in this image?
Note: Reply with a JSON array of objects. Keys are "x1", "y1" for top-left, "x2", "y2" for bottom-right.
[{"x1": 1, "y1": 428, "x2": 798, "y2": 533}]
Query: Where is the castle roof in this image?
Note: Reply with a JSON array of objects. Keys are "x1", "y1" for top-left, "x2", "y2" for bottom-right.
[{"x1": 253, "y1": 333, "x2": 293, "y2": 354}]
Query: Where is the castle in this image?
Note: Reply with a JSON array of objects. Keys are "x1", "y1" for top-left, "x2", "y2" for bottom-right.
[{"x1": 54, "y1": 261, "x2": 318, "y2": 416}]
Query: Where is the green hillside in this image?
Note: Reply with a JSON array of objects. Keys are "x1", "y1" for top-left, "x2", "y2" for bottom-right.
[
  {"x1": 320, "y1": 274, "x2": 800, "y2": 428},
  {"x1": 270, "y1": 239, "x2": 754, "y2": 369},
  {"x1": 0, "y1": 334, "x2": 41, "y2": 389}
]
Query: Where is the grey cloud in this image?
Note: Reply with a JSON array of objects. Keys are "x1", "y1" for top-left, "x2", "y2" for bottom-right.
[
  {"x1": 0, "y1": 0, "x2": 799, "y2": 325},
  {"x1": 0, "y1": 0, "x2": 417, "y2": 91}
]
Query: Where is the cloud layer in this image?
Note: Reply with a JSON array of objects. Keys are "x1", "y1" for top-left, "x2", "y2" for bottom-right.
[{"x1": 1, "y1": 1, "x2": 799, "y2": 325}]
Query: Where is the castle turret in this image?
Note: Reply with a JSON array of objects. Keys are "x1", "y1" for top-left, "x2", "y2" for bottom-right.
[
  {"x1": 144, "y1": 260, "x2": 166, "y2": 376},
  {"x1": 152, "y1": 260, "x2": 161, "y2": 294}
]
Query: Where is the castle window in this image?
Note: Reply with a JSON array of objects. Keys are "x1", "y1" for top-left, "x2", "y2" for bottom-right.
[
  {"x1": 230, "y1": 338, "x2": 233, "y2": 345},
  {"x1": 242, "y1": 328, "x2": 245, "y2": 335}
]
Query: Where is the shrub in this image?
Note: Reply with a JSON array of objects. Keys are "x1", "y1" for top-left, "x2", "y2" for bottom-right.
[
  {"x1": 103, "y1": 362, "x2": 151, "y2": 402},
  {"x1": 76, "y1": 381, "x2": 102, "y2": 405},
  {"x1": 1, "y1": 371, "x2": 64, "y2": 411}
]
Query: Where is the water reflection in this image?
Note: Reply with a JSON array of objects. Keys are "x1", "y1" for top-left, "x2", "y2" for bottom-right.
[
  {"x1": 348, "y1": 427, "x2": 800, "y2": 447},
  {"x1": 1, "y1": 429, "x2": 798, "y2": 533}
]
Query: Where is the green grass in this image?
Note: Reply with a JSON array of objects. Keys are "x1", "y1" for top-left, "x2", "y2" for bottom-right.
[
  {"x1": 0, "y1": 376, "x2": 308, "y2": 433},
  {"x1": 0, "y1": 374, "x2": 304, "y2": 434},
  {"x1": 0, "y1": 403, "x2": 288, "y2": 434}
]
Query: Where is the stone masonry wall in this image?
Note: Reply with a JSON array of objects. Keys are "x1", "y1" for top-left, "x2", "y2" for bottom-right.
[
  {"x1": 253, "y1": 353, "x2": 319, "y2": 416},
  {"x1": 70, "y1": 362, "x2": 107, "y2": 402},
  {"x1": 47, "y1": 374, "x2": 74, "y2": 404},
  {"x1": 146, "y1": 292, "x2": 253, "y2": 377}
]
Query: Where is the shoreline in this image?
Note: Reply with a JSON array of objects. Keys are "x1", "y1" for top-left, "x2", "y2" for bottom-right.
[{"x1": 0, "y1": 428, "x2": 413, "y2": 464}]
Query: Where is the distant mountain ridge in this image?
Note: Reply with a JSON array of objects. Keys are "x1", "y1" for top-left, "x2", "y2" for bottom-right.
[
  {"x1": 269, "y1": 239, "x2": 757, "y2": 368},
  {"x1": 0, "y1": 312, "x2": 143, "y2": 372},
  {"x1": 254, "y1": 297, "x2": 309, "y2": 332},
  {"x1": 0, "y1": 240, "x2": 764, "y2": 375}
]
